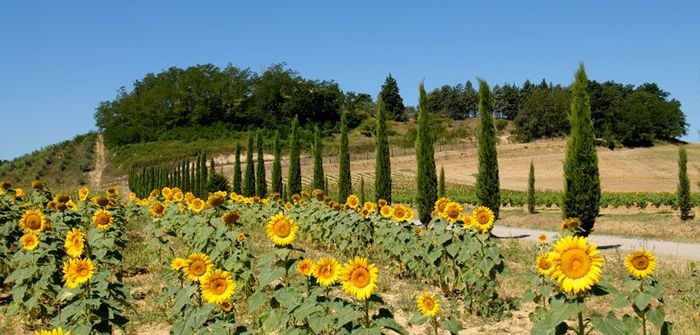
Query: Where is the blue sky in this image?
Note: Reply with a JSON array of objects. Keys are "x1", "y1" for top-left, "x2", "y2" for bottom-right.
[{"x1": 1, "y1": 1, "x2": 698, "y2": 160}]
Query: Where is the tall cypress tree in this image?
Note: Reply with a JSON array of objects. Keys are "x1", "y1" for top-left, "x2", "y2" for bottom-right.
[
  {"x1": 244, "y1": 132, "x2": 256, "y2": 196},
  {"x1": 374, "y1": 98, "x2": 392, "y2": 202},
  {"x1": 271, "y1": 130, "x2": 283, "y2": 195},
  {"x1": 476, "y1": 79, "x2": 501, "y2": 218},
  {"x1": 312, "y1": 126, "x2": 325, "y2": 190},
  {"x1": 209, "y1": 158, "x2": 216, "y2": 182},
  {"x1": 528, "y1": 161, "x2": 536, "y2": 214},
  {"x1": 338, "y1": 111, "x2": 352, "y2": 202},
  {"x1": 288, "y1": 116, "x2": 302, "y2": 196},
  {"x1": 195, "y1": 154, "x2": 203, "y2": 197},
  {"x1": 360, "y1": 176, "x2": 365, "y2": 205},
  {"x1": 233, "y1": 143, "x2": 242, "y2": 194},
  {"x1": 678, "y1": 147, "x2": 691, "y2": 220},
  {"x1": 256, "y1": 130, "x2": 267, "y2": 197},
  {"x1": 189, "y1": 160, "x2": 195, "y2": 193},
  {"x1": 438, "y1": 166, "x2": 446, "y2": 198},
  {"x1": 562, "y1": 64, "x2": 601, "y2": 236},
  {"x1": 201, "y1": 153, "x2": 208, "y2": 197},
  {"x1": 415, "y1": 83, "x2": 438, "y2": 223}
]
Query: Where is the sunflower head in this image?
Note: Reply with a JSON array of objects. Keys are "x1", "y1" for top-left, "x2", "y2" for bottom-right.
[
  {"x1": 433, "y1": 197, "x2": 450, "y2": 215},
  {"x1": 441, "y1": 202, "x2": 463, "y2": 223},
  {"x1": 149, "y1": 189, "x2": 160, "y2": 199},
  {"x1": 379, "y1": 205, "x2": 393, "y2": 218},
  {"x1": 550, "y1": 236, "x2": 605, "y2": 294},
  {"x1": 236, "y1": 232, "x2": 246, "y2": 242},
  {"x1": 538, "y1": 234, "x2": 548, "y2": 244},
  {"x1": 462, "y1": 215, "x2": 474, "y2": 229},
  {"x1": 314, "y1": 258, "x2": 341, "y2": 287},
  {"x1": 15, "y1": 188, "x2": 24, "y2": 197},
  {"x1": 21, "y1": 233, "x2": 39, "y2": 251},
  {"x1": 33, "y1": 327, "x2": 73, "y2": 335},
  {"x1": 107, "y1": 187, "x2": 119, "y2": 197},
  {"x1": 20, "y1": 210, "x2": 46, "y2": 234},
  {"x1": 182, "y1": 253, "x2": 214, "y2": 282},
  {"x1": 401, "y1": 206, "x2": 415, "y2": 222},
  {"x1": 149, "y1": 202, "x2": 166, "y2": 218},
  {"x1": 93, "y1": 196, "x2": 110, "y2": 207},
  {"x1": 161, "y1": 187, "x2": 173, "y2": 199},
  {"x1": 297, "y1": 258, "x2": 315, "y2": 277},
  {"x1": 391, "y1": 205, "x2": 407, "y2": 222},
  {"x1": 561, "y1": 218, "x2": 582, "y2": 232},
  {"x1": 377, "y1": 199, "x2": 388, "y2": 207},
  {"x1": 284, "y1": 202, "x2": 293, "y2": 210},
  {"x1": 78, "y1": 186, "x2": 90, "y2": 201},
  {"x1": 266, "y1": 213, "x2": 299, "y2": 246},
  {"x1": 173, "y1": 191, "x2": 184, "y2": 202},
  {"x1": 207, "y1": 194, "x2": 226, "y2": 208},
  {"x1": 65, "y1": 228, "x2": 85, "y2": 258},
  {"x1": 624, "y1": 250, "x2": 656, "y2": 279},
  {"x1": 222, "y1": 210, "x2": 241, "y2": 224},
  {"x1": 313, "y1": 189, "x2": 325, "y2": 200},
  {"x1": 63, "y1": 258, "x2": 95, "y2": 288},
  {"x1": 200, "y1": 270, "x2": 237, "y2": 304},
  {"x1": 416, "y1": 291, "x2": 440, "y2": 318},
  {"x1": 220, "y1": 300, "x2": 234, "y2": 313},
  {"x1": 171, "y1": 257, "x2": 187, "y2": 271},
  {"x1": 340, "y1": 257, "x2": 379, "y2": 301},
  {"x1": 55, "y1": 193, "x2": 71, "y2": 204},
  {"x1": 345, "y1": 195, "x2": 360, "y2": 209},
  {"x1": 291, "y1": 194, "x2": 301, "y2": 204},
  {"x1": 31, "y1": 180, "x2": 45, "y2": 190},
  {"x1": 92, "y1": 209, "x2": 113, "y2": 230},
  {"x1": 189, "y1": 198, "x2": 206, "y2": 213},
  {"x1": 471, "y1": 206, "x2": 495, "y2": 233},
  {"x1": 535, "y1": 252, "x2": 555, "y2": 276}
]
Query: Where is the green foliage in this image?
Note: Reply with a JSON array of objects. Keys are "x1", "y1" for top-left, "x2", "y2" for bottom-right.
[
  {"x1": 287, "y1": 116, "x2": 302, "y2": 196},
  {"x1": 562, "y1": 64, "x2": 601, "y2": 236},
  {"x1": 379, "y1": 74, "x2": 406, "y2": 121},
  {"x1": 427, "y1": 80, "x2": 479, "y2": 119},
  {"x1": 271, "y1": 130, "x2": 283, "y2": 195},
  {"x1": 244, "y1": 132, "x2": 256, "y2": 196},
  {"x1": 476, "y1": 79, "x2": 501, "y2": 218},
  {"x1": 439, "y1": 166, "x2": 446, "y2": 198},
  {"x1": 678, "y1": 147, "x2": 691, "y2": 220},
  {"x1": 255, "y1": 130, "x2": 267, "y2": 197},
  {"x1": 514, "y1": 87, "x2": 570, "y2": 141},
  {"x1": 528, "y1": 161, "x2": 536, "y2": 214},
  {"x1": 374, "y1": 98, "x2": 392, "y2": 202},
  {"x1": 312, "y1": 126, "x2": 325, "y2": 191},
  {"x1": 233, "y1": 143, "x2": 242, "y2": 194},
  {"x1": 360, "y1": 176, "x2": 365, "y2": 205},
  {"x1": 208, "y1": 172, "x2": 230, "y2": 193},
  {"x1": 337, "y1": 111, "x2": 352, "y2": 202},
  {"x1": 415, "y1": 83, "x2": 438, "y2": 223}
]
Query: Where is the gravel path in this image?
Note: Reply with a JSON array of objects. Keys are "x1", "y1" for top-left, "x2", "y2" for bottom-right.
[{"x1": 492, "y1": 226, "x2": 700, "y2": 260}]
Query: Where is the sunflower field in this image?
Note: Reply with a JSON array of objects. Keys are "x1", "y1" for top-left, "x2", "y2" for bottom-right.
[{"x1": 0, "y1": 182, "x2": 688, "y2": 334}]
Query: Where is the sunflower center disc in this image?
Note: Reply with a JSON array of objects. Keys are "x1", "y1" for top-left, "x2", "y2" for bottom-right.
[
  {"x1": 211, "y1": 278, "x2": 227, "y2": 294},
  {"x1": 273, "y1": 221, "x2": 291, "y2": 237},
  {"x1": 191, "y1": 261, "x2": 206, "y2": 276},
  {"x1": 633, "y1": 256, "x2": 649, "y2": 270},
  {"x1": 27, "y1": 215, "x2": 41, "y2": 230},
  {"x1": 561, "y1": 249, "x2": 592, "y2": 279},
  {"x1": 351, "y1": 268, "x2": 370, "y2": 287}
]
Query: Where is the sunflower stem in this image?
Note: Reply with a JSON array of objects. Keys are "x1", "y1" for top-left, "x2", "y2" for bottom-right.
[
  {"x1": 363, "y1": 299, "x2": 371, "y2": 328},
  {"x1": 577, "y1": 311, "x2": 585, "y2": 335},
  {"x1": 432, "y1": 317, "x2": 439, "y2": 335},
  {"x1": 640, "y1": 280, "x2": 647, "y2": 335}
]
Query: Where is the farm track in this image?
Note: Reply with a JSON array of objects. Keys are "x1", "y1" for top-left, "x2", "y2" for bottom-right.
[
  {"x1": 89, "y1": 134, "x2": 106, "y2": 189},
  {"x1": 492, "y1": 226, "x2": 700, "y2": 260}
]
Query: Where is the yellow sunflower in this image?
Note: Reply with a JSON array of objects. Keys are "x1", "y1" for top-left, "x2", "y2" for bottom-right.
[
  {"x1": 189, "y1": 198, "x2": 206, "y2": 213},
  {"x1": 31, "y1": 180, "x2": 45, "y2": 190},
  {"x1": 20, "y1": 210, "x2": 46, "y2": 234},
  {"x1": 377, "y1": 199, "x2": 388, "y2": 207},
  {"x1": 161, "y1": 187, "x2": 173, "y2": 200},
  {"x1": 340, "y1": 257, "x2": 378, "y2": 301},
  {"x1": 535, "y1": 252, "x2": 555, "y2": 276},
  {"x1": 62, "y1": 258, "x2": 94, "y2": 288},
  {"x1": 314, "y1": 258, "x2": 341, "y2": 287},
  {"x1": 173, "y1": 191, "x2": 184, "y2": 202},
  {"x1": 462, "y1": 215, "x2": 474, "y2": 229},
  {"x1": 171, "y1": 257, "x2": 187, "y2": 271},
  {"x1": 624, "y1": 250, "x2": 656, "y2": 279},
  {"x1": 402, "y1": 206, "x2": 415, "y2": 222},
  {"x1": 297, "y1": 258, "x2": 315, "y2": 276},
  {"x1": 220, "y1": 300, "x2": 234, "y2": 312},
  {"x1": 15, "y1": 188, "x2": 24, "y2": 197},
  {"x1": 471, "y1": 206, "x2": 495, "y2": 233},
  {"x1": 561, "y1": 218, "x2": 582, "y2": 232},
  {"x1": 345, "y1": 194, "x2": 360, "y2": 210},
  {"x1": 106, "y1": 187, "x2": 119, "y2": 197},
  {"x1": 362, "y1": 202, "x2": 377, "y2": 213},
  {"x1": 92, "y1": 209, "x2": 113, "y2": 230},
  {"x1": 379, "y1": 205, "x2": 393, "y2": 218},
  {"x1": 149, "y1": 202, "x2": 166, "y2": 218},
  {"x1": 416, "y1": 291, "x2": 440, "y2": 318},
  {"x1": 78, "y1": 186, "x2": 90, "y2": 201},
  {"x1": 207, "y1": 194, "x2": 226, "y2": 208},
  {"x1": 200, "y1": 269, "x2": 237, "y2": 304},
  {"x1": 433, "y1": 197, "x2": 450, "y2": 216},
  {"x1": 34, "y1": 327, "x2": 73, "y2": 335},
  {"x1": 182, "y1": 253, "x2": 214, "y2": 282},
  {"x1": 291, "y1": 194, "x2": 301, "y2": 204},
  {"x1": 222, "y1": 210, "x2": 241, "y2": 224},
  {"x1": 284, "y1": 202, "x2": 293, "y2": 210},
  {"x1": 391, "y1": 205, "x2": 407, "y2": 222},
  {"x1": 236, "y1": 232, "x2": 246, "y2": 242},
  {"x1": 21, "y1": 233, "x2": 39, "y2": 251},
  {"x1": 65, "y1": 228, "x2": 85, "y2": 258},
  {"x1": 549, "y1": 236, "x2": 605, "y2": 294},
  {"x1": 265, "y1": 213, "x2": 299, "y2": 246},
  {"x1": 92, "y1": 196, "x2": 110, "y2": 208},
  {"x1": 441, "y1": 202, "x2": 463, "y2": 223},
  {"x1": 538, "y1": 234, "x2": 548, "y2": 244}
]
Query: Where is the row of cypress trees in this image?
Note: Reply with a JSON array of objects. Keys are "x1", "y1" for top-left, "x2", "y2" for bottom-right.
[{"x1": 127, "y1": 152, "x2": 219, "y2": 199}]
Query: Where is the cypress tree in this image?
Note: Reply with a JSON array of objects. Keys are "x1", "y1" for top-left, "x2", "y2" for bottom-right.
[
  {"x1": 338, "y1": 111, "x2": 352, "y2": 202},
  {"x1": 415, "y1": 82, "x2": 438, "y2": 223},
  {"x1": 288, "y1": 116, "x2": 302, "y2": 196},
  {"x1": 282, "y1": 182, "x2": 288, "y2": 202},
  {"x1": 438, "y1": 166, "x2": 446, "y2": 198},
  {"x1": 374, "y1": 98, "x2": 392, "y2": 202},
  {"x1": 360, "y1": 176, "x2": 365, "y2": 205},
  {"x1": 233, "y1": 143, "x2": 242, "y2": 194},
  {"x1": 678, "y1": 147, "x2": 691, "y2": 220},
  {"x1": 380, "y1": 74, "x2": 406, "y2": 121},
  {"x1": 562, "y1": 64, "x2": 601, "y2": 236},
  {"x1": 476, "y1": 79, "x2": 501, "y2": 218},
  {"x1": 189, "y1": 160, "x2": 194, "y2": 193},
  {"x1": 201, "y1": 153, "x2": 208, "y2": 197},
  {"x1": 244, "y1": 132, "x2": 256, "y2": 196},
  {"x1": 271, "y1": 130, "x2": 283, "y2": 195},
  {"x1": 195, "y1": 154, "x2": 203, "y2": 197},
  {"x1": 312, "y1": 126, "x2": 325, "y2": 190},
  {"x1": 210, "y1": 158, "x2": 216, "y2": 183},
  {"x1": 323, "y1": 177, "x2": 329, "y2": 194},
  {"x1": 256, "y1": 130, "x2": 267, "y2": 197},
  {"x1": 528, "y1": 161, "x2": 536, "y2": 214}
]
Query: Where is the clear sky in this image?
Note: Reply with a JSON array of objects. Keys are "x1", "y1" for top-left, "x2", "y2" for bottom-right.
[{"x1": 1, "y1": 1, "x2": 698, "y2": 160}]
